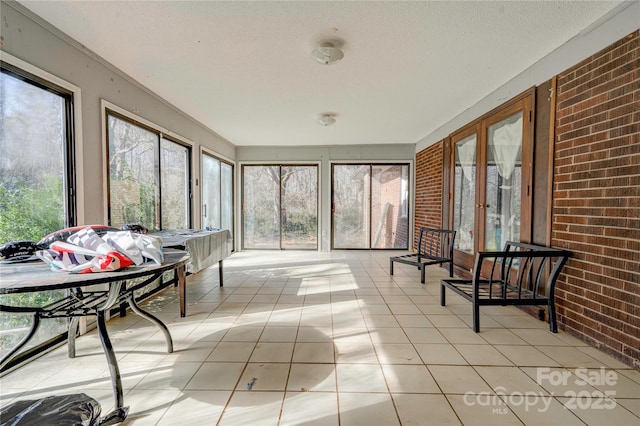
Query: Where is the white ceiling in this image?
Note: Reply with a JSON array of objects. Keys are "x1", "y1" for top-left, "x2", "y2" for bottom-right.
[{"x1": 18, "y1": 1, "x2": 623, "y2": 147}]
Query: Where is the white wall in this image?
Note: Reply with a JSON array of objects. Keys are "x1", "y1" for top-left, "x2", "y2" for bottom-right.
[{"x1": 415, "y1": 0, "x2": 640, "y2": 152}]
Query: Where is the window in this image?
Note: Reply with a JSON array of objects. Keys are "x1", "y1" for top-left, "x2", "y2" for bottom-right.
[
  {"x1": 0, "y1": 60, "x2": 76, "y2": 366},
  {"x1": 106, "y1": 110, "x2": 191, "y2": 230},
  {"x1": 202, "y1": 151, "x2": 234, "y2": 239}
]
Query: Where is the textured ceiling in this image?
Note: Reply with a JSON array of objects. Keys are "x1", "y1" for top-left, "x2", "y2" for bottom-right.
[{"x1": 18, "y1": 1, "x2": 623, "y2": 146}]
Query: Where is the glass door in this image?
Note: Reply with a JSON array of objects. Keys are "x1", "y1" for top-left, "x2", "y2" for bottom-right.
[
  {"x1": 484, "y1": 111, "x2": 524, "y2": 251},
  {"x1": 449, "y1": 94, "x2": 532, "y2": 270},
  {"x1": 202, "y1": 154, "x2": 220, "y2": 229},
  {"x1": 372, "y1": 165, "x2": 410, "y2": 249},
  {"x1": 160, "y1": 138, "x2": 190, "y2": 229},
  {"x1": 243, "y1": 165, "x2": 281, "y2": 249},
  {"x1": 281, "y1": 166, "x2": 318, "y2": 249},
  {"x1": 221, "y1": 162, "x2": 233, "y2": 233},
  {"x1": 332, "y1": 164, "x2": 410, "y2": 249},
  {"x1": 202, "y1": 153, "x2": 234, "y2": 243},
  {"x1": 332, "y1": 165, "x2": 370, "y2": 249},
  {"x1": 452, "y1": 130, "x2": 478, "y2": 269},
  {"x1": 242, "y1": 165, "x2": 318, "y2": 249}
]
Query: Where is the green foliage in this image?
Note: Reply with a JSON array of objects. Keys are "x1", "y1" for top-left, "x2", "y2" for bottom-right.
[
  {"x1": 0, "y1": 176, "x2": 64, "y2": 244},
  {"x1": 118, "y1": 180, "x2": 157, "y2": 231},
  {"x1": 0, "y1": 177, "x2": 66, "y2": 353},
  {"x1": 282, "y1": 212, "x2": 317, "y2": 235}
]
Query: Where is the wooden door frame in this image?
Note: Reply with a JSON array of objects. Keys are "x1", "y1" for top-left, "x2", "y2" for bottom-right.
[{"x1": 448, "y1": 88, "x2": 535, "y2": 273}]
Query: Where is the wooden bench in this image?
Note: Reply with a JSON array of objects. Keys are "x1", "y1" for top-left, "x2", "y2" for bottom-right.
[
  {"x1": 440, "y1": 241, "x2": 571, "y2": 333},
  {"x1": 390, "y1": 227, "x2": 456, "y2": 283}
]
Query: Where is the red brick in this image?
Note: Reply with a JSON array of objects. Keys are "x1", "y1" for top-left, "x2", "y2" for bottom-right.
[{"x1": 552, "y1": 31, "x2": 639, "y2": 368}]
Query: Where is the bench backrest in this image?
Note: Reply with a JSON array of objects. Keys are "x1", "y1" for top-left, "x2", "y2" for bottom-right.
[
  {"x1": 417, "y1": 227, "x2": 456, "y2": 261},
  {"x1": 473, "y1": 241, "x2": 572, "y2": 299}
]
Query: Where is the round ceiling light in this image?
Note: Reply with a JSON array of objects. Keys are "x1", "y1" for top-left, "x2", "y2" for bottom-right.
[
  {"x1": 317, "y1": 114, "x2": 336, "y2": 126},
  {"x1": 310, "y1": 42, "x2": 344, "y2": 65}
]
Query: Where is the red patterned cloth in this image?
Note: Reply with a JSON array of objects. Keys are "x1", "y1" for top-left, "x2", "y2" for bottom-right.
[{"x1": 36, "y1": 227, "x2": 163, "y2": 273}]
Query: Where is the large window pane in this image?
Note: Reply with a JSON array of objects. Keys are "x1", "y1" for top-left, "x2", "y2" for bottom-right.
[
  {"x1": 243, "y1": 165, "x2": 280, "y2": 249},
  {"x1": 332, "y1": 164, "x2": 409, "y2": 249},
  {"x1": 202, "y1": 154, "x2": 221, "y2": 229},
  {"x1": 108, "y1": 114, "x2": 159, "y2": 229},
  {"x1": 107, "y1": 112, "x2": 191, "y2": 230},
  {"x1": 371, "y1": 165, "x2": 409, "y2": 249},
  {"x1": 0, "y1": 67, "x2": 71, "y2": 360},
  {"x1": 485, "y1": 112, "x2": 523, "y2": 250},
  {"x1": 202, "y1": 153, "x2": 233, "y2": 245},
  {"x1": 161, "y1": 138, "x2": 189, "y2": 229},
  {"x1": 281, "y1": 166, "x2": 318, "y2": 249},
  {"x1": 0, "y1": 72, "x2": 68, "y2": 241},
  {"x1": 242, "y1": 165, "x2": 316, "y2": 250},
  {"x1": 453, "y1": 135, "x2": 477, "y2": 254},
  {"x1": 332, "y1": 165, "x2": 370, "y2": 249}
]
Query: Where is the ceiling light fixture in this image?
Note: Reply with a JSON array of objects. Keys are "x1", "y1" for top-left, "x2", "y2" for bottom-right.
[
  {"x1": 310, "y1": 42, "x2": 344, "y2": 65},
  {"x1": 317, "y1": 113, "x2": 336, "y2": 126}
]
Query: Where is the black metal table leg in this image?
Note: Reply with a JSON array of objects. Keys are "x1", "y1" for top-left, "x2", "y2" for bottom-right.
[
  {"x1": 68, "y1": 317, "x2": 79, "y2": 358},
  {"x1": 96, "y1": 310, "x2": 129, "y2": 422},
  {"x1": 218, "y1": 259, "x2": 223, "y2": 287},
  {"x1": 126, "y1": 294, "x2": 173, "y2": 353},
  {"x1": 0, "y1": 313, "x2": 40, "y2": 371}
]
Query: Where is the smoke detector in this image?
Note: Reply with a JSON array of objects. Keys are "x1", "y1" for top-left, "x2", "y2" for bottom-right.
[
  {"x1": 317, "y1": 114, "x2": 336, "y2": 126},
  {"x1": 310, "y1": 42, "x2": 344, "y2": 65}
]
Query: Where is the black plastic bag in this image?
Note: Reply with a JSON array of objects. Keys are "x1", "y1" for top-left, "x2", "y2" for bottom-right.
[{"x1": 0, "y1": 393, "x2": 101, "y2": 426}]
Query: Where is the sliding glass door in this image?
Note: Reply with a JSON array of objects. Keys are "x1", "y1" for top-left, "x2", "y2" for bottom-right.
[
  {"x1": 242, "y1": 165, "x2": 318, "y2": 249},
  {"x1": 281, "y1": 166, "x2": 318, "y2": 249},
  {"x1": 333, "y1": 165, "x2": 370, "y2": 248},
  {"x1": 332, "y1": 164, "x2": 409, "y2": 249},
  {"x1": 202, "y1": 153, "x2": 234, "y2": 239}
]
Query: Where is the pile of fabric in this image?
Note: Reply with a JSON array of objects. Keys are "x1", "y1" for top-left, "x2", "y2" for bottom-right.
[{"x1": 36, "y1": 226, "x2": 163, "y2": 273}]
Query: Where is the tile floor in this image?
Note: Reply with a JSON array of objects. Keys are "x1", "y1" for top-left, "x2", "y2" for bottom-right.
[{"x1": 1, "y1": 250, "x2": 639, "y2": 425}]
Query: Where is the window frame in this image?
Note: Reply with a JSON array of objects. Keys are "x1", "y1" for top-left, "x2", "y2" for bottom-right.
[
  {"x1": 1, "y1": 53, "x2": 82, "y2": 227},
  {"x1": 0, "y1": 53, "x2": 82, "y2": 372}
]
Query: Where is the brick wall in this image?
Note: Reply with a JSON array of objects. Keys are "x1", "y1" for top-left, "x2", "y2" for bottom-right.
[
  {"x1": 553, "y1": 30, "x2": 639, "y2": 368},
  {"x1": 415, "y1": 141, "x2": 443, "y2": 249}
]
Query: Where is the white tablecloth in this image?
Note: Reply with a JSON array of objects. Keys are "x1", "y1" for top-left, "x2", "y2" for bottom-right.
[{"x1": 154, "y1": 229, "x2": 232, "y2": 274}]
